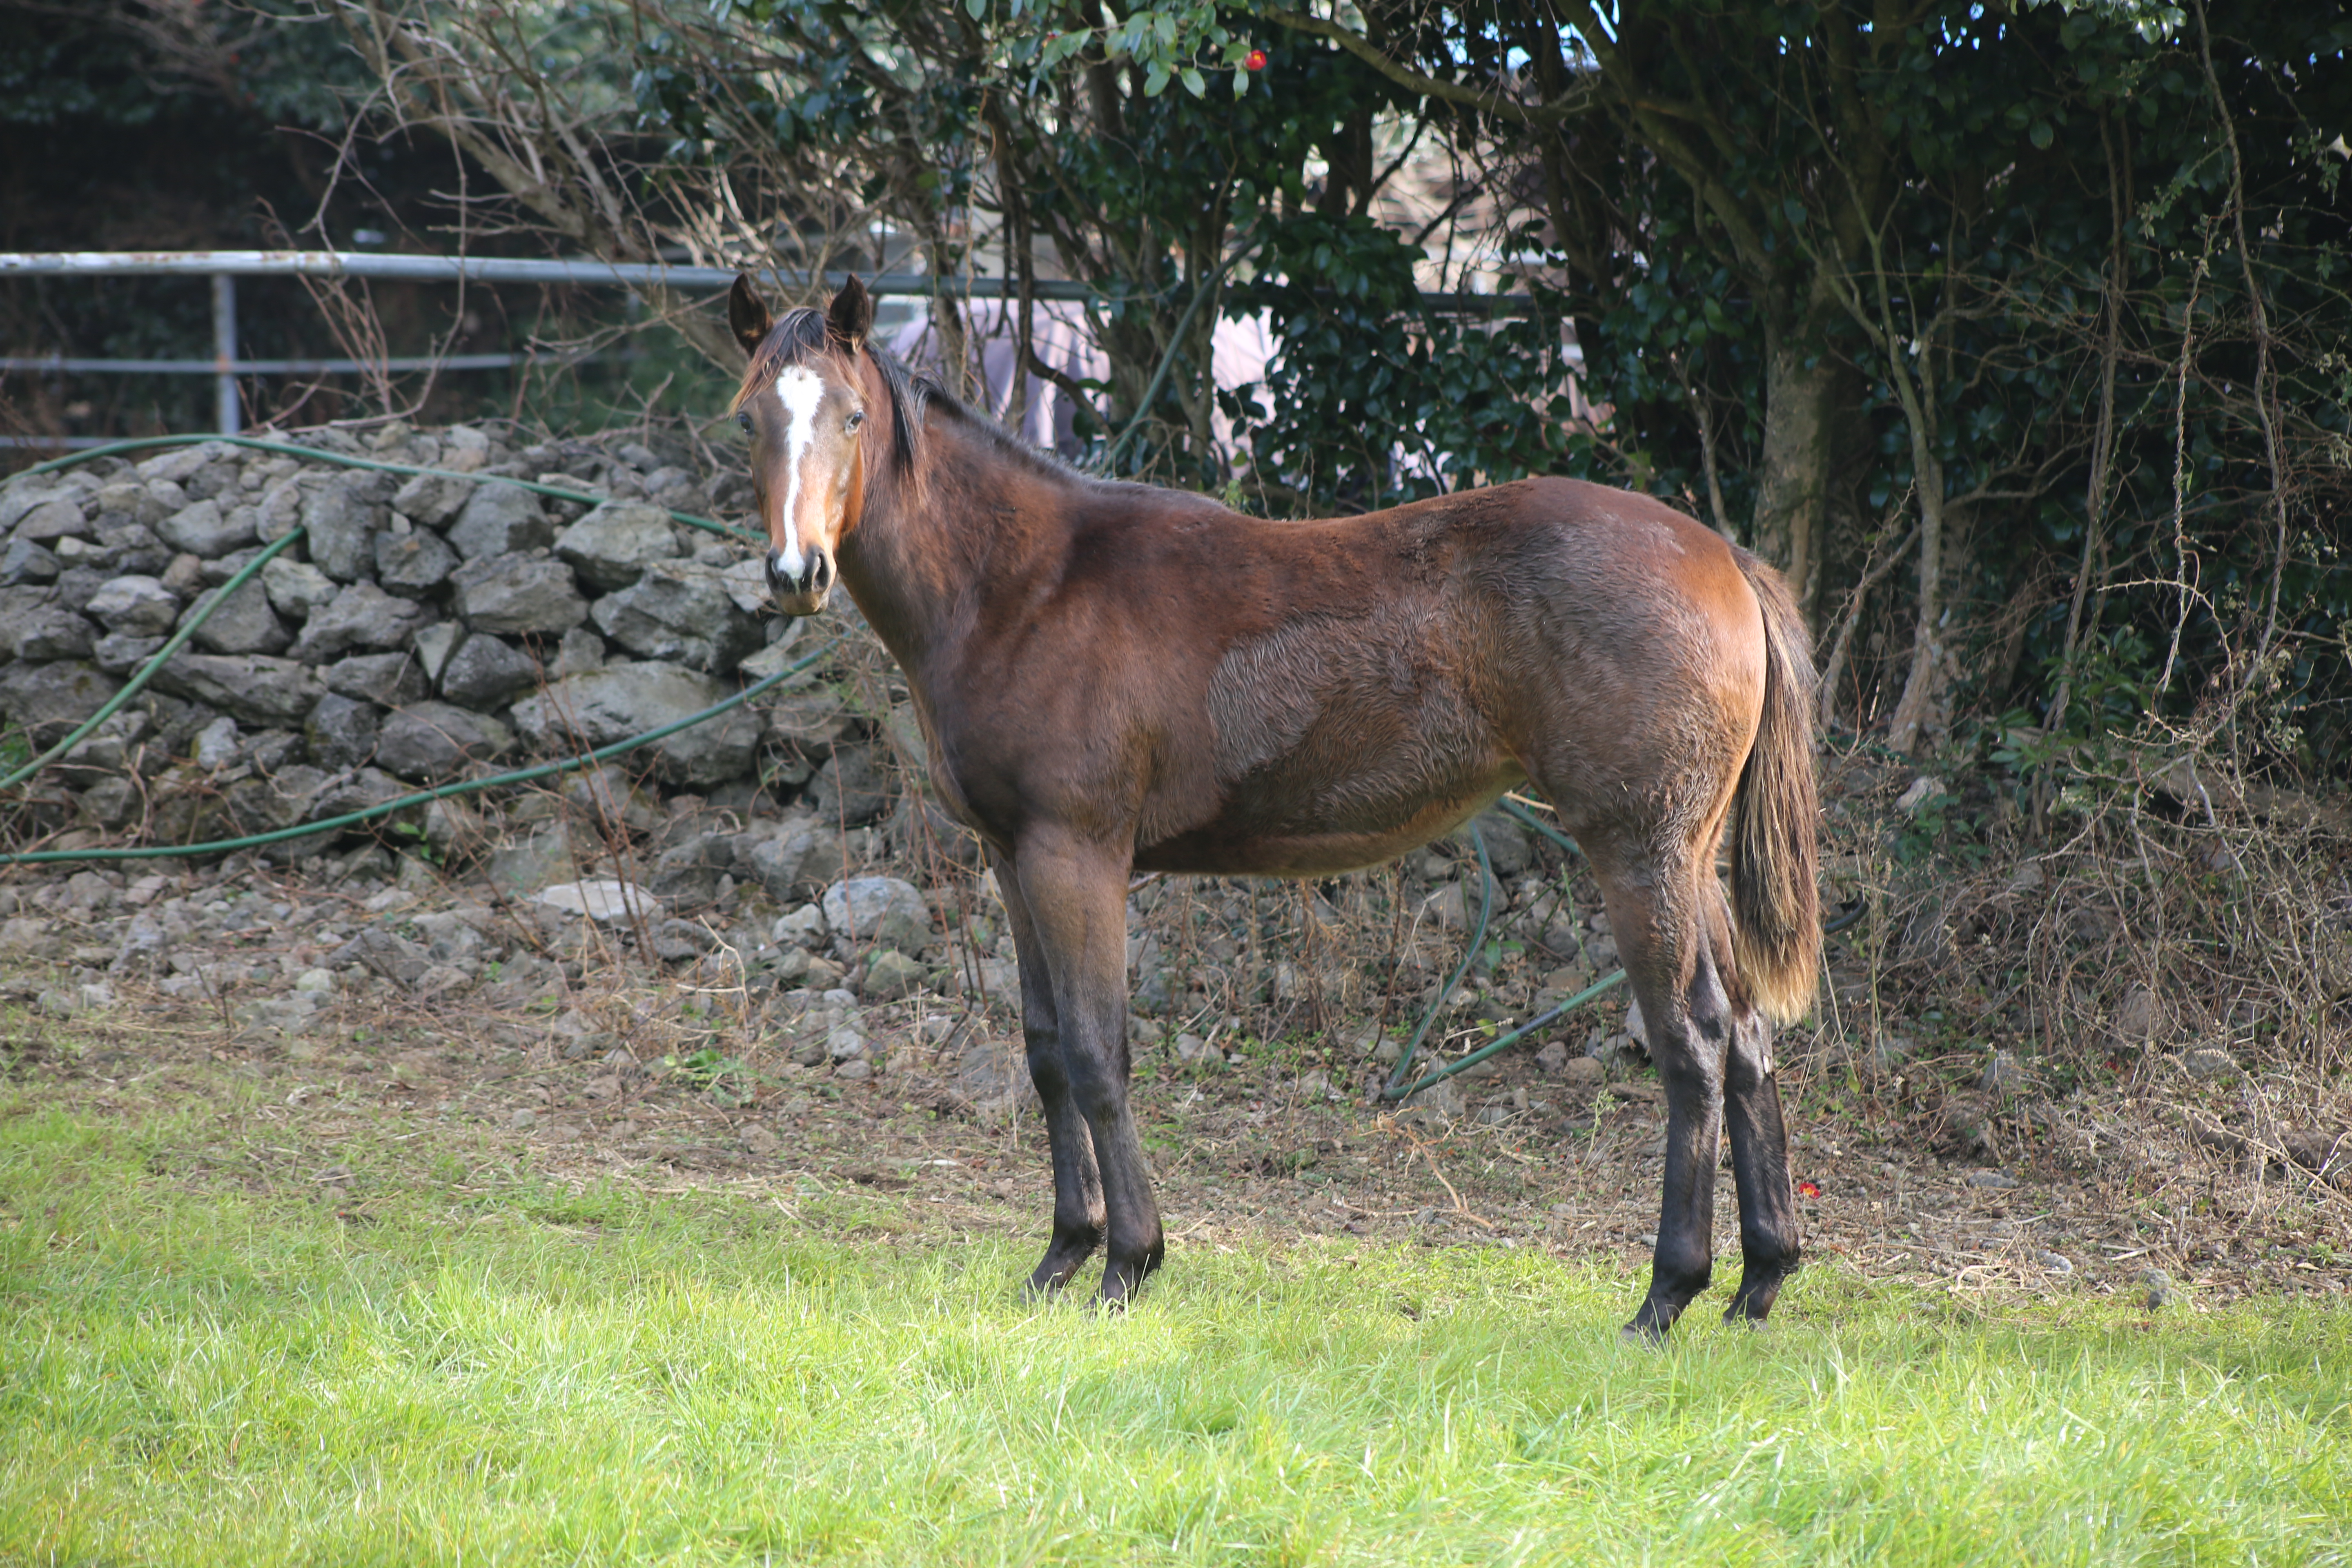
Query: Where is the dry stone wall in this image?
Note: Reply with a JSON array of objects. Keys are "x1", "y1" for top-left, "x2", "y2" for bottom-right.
[{"x1": 0, "y1": 423, "x2": 895, "y2": 868}]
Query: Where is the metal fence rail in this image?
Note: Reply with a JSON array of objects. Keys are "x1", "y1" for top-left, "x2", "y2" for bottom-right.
[{"x1": 0, "y1": 249, "x2": 1539, "y2": 446}]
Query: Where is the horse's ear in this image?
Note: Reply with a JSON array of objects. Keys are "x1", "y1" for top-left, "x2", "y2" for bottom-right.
[
  {"x1": 826, "y1": 276, "x2": 873, "y2": 354},
  {"x1": 729, "y1": 274, "x2": 773, "y2": 359}
]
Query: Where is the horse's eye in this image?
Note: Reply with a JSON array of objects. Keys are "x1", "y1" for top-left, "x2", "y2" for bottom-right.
[
  {"x1": 737, "y1": 412, "x2": 752, "y2": 433},
  {"x1": 846, "y1": 410, "x2": 865, "y2": 432}
]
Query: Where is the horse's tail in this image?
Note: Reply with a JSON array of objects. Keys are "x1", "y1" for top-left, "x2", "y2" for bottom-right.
[{"x1": 1728, "y1": 552, "x2": 1822, "y2": 1024}]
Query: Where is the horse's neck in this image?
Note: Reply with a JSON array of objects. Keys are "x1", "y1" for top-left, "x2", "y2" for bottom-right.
[{"x1": 840, "y1": 411, "x2": 1065, "y2": 677}]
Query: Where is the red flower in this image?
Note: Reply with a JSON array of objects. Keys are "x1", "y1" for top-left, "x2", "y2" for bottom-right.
[
  {"x1": 1797, "y1": 1180, "x2": 1822, "y2": 1198},
  {"x1": 1245, "y1": 47, "x2": 1269, "y2": 71}
]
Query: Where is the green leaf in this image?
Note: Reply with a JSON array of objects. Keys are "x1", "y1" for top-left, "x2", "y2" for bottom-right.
[
  {"x1": 966, "y1": 0, "x2": 984, "y2": 16},
  {"x1": 1180, "y1": 66, "x2": 1205, "y2": 98}
]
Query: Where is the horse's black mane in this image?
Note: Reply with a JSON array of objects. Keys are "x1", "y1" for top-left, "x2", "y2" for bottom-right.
[{"x1": 742, "y1": 305, "x2": 1082, "y2": 488}]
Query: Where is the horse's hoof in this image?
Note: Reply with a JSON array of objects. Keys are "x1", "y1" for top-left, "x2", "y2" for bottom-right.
[{"x1": 1619, "y1": 1319, "x2": 1664, "y2": 1347}]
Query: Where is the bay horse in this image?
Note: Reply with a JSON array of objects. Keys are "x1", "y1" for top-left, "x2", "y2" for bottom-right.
[{"x1": 726, "y1": 275, "x2": 1821, "y2": 1339}]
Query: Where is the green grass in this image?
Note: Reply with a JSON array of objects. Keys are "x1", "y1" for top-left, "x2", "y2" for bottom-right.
[{"x1": 4, "y1": 1098, "x2": 2350, "y2": 1566}]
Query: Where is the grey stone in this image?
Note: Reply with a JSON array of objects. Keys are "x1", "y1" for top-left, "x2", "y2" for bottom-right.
[
  {"x1": 0, "y1": 660, "x2": 120, "y2": 742},
  {"x1": 156, "y1": 497, "x2": 256, "y2": 558},
  {"x1": 1980, "y1": 1050, "x2": 2026, "y2": 1094},
  {"x1": 956, "y1": 1036, "x2": 1039, "y2": 1114},
  {"x1": 94, "y1": 522, "x2": 169, "y2": 577},
  {"x1": 255, "y1": 474, "x2": 311, "y2": 541},
  {"x1": 375, "y1": 702, "x2": 515, "y2": 782},
  {"x1": 861, "y1": 949, "x2": 929, "y2": 1001},
  {"x1": 48, "y1": 565, "x2": 109, "y2": 615},
  {"x1": 374, "y1": 526, "x2": 459, "y2": 596},
  {"x1": 182, "y1": 578, "x2": 290, "y2": 656},
  {"x1": 450, "y1": 552, "x2": 587, "y2": 636},
  {"x1": 1, "y1": 484, "x2": 69, "y2": 534},
  {"x1": 134, "y1": 443, "x2": 231, "y2": 484},
  {"x1": 390, "y1": 470, "x2": 475, "y2": 527},
  {"x1": 647, "y1": 831, "x2": 734, "y2": 904},
  {"x1": 2139, "y1": 1268, "x2": 2173, "y2": 1311},
  {"x1": 2, "y1": 605, "x2": 97, "y2": 662},
  {"x1": 1963, "y1": 1169, "x2": 2020, "y2": 1189},
  {"x1": 260, "y1": 556, "x2": 338, "y2": 620},
  {"x1": 305, "y1": 693, "x2": 380, "y2": 771},
  {"x1": 552, "y1": 502, "x2": 679, "y2": 590},
  {"x1": 588, "y1": 558, "x2": 764, "y2": 673},
  {"x1": 744, "y1": 828, "x2": 848, "y2": 905},
  {"x1": 821, "y1": 876, "x2": 932, "y2": 954},
  {"x1": 508, "y1": 661, "x2": 759, "y2": 787},
  {"x1": 85, "y1": 575, "x2": 181, "y2": 636},
  {"x1": 12, "y1": 497, "x2": 89, "y2": 543},
  {"x1": 153, "y1": 652, "x2": 326, "y2": 726},
  {"x1": 288, "y1": 583, "x2": 431, "y2": 664},
  {"x1": 721, "y1": 557, "x2": 770, "y2": 613},
  {"x1": 78, "y1": 775, "x2": 138, "y2": 832},
  {"x1": 93, "y1": 631, "x2": 166, "y2": 675},
  {"x1": 196, "y1": 545, "x2": 267, "y2": 588},
  {"x1": 446, "y1": 482, "x2": 551, "y2": 560},
  {"x1": 0, "y1": 537, "x2": 58, "y2": 586},
  {"x1": 439, "y1": 633, "x2": 540, "y2": 708},
  {"x1": 771, "y1": 902, "x2": 829, "y2": 948},
  {"x1": 484, "y1": 825, "x2": 577, "y2": 892},
  {"x1": 328, "y1": 926, "x2": 434, "y2": 987},
  {"x1": 549, "y1": 626, "x2": 603, "y2": 677},
  {"x1": 412, "y1": 621, "x2": 463, "y2": 684},
  {"x1": 808, "y1": 745, "x2": 892, "y2": 826},
  {"x1": 1457, "y1": 809, "x2": 1533, "y2": 877},
  {"x1": 301, "y1": 470, "x2": 394, "y2": 582},
  {"x1": 323, "y1": 651, "x2": 426, "y2": 706},
  {"x1": 307, "y1": 765, "x2": 408, "y2": 820}
]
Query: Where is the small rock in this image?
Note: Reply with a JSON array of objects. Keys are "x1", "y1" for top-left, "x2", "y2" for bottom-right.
[
  {"x1": 156, "y1": 497, "x2": 257, "y2": 557},
  {"x1": 374, "y1": 524, "x2": 460, "y2": 596},
  {"x1": 820, "y1": 876, "x2": 932, "y2": 954},
  {"x1": 2182, "y1": 1047, "x2": 2236, "y2": 1079},
  {"x1": 84, "y1": 574, "x2": 181, "y2": 636},
  {"x1": 438, "y1": 632, "x2": 541, "y2": 708},
  {"x1": 510, "y1": 1108, "x2": 538, "y2": 1130},
  {"x1": 1534, "y1": 1040, "x2": 1569, "y2": 1075},
  {"x1": 288, "y1": 581, "x2": 431, "y2": 663},
  {"x1": 1980, "y1": 1049, "x2": 2025, "y2": 1094},
  {"x1": 1896, "y1": 775, "x2": 1946, "y2": 814},
  {"x1": 1557, "y1": 1057, "x2": 1604, "y2": 1088},
  {"x1": 374, "y1": 701, "x2": 514, "y2": 781},
  {"x1": 447, "y1": 481, "x2": 552, "y2": 560},
  {"x1": 2138, "y1": 1267, "x2": 2173, "y2": 1310},
  {"x1": 745, "y1": 1125, "x2": 781, "y2": 1156},
  {"x1": 2036, "y1": 1251, "x2": 2074, "y2": 1274},
  {"x1": 861, "y1": 948, "x2": 929, "y2": 1001},
  {"x1": 450, "y1": 551, "x2": 588, "y2": 637},
  {"x1": 825, "y1": 1023, "x2": 868, "y2": 1061},
  {"x1": 1173, "y1": 1033, "x2": 1214, "y2": 1065},
  {"x1": 292, "y1": 968, "x2": 335, "y2": 994},
  {"x1": 1963, "y1": 1169, "x2": 2020, "y2": 1189}
]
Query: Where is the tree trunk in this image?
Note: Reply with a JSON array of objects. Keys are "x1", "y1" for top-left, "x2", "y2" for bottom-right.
[{"x1": 1751, "y1": 327, "x2": 1840, "y2": 613}]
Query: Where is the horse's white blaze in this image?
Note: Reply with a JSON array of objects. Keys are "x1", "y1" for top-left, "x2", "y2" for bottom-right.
[{"x1": 771, "y1": 365, "x2": 826, "y2": 577}]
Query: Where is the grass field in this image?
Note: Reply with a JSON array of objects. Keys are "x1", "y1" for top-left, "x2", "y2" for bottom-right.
[{"x1": 6, "y1": 1091, "x2": 2350, "y2": 1567}]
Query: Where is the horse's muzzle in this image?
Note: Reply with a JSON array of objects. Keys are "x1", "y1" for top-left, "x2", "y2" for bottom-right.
[{"x1": 766, "y1": 547, "x2": 835, "y2": 616}]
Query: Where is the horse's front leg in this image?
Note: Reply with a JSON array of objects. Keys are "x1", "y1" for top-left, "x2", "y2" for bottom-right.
[
  {"x1": 1007, "y1": 829, "x2": 1163, "y2": 1305},
  {"x1": 992, "y1": 847, "x2": 1106, "y2": 1294}
]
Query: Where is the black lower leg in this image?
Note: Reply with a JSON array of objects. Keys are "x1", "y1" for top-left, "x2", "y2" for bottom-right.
[{"x1": 1722, "y1": 1019, "x2": 1802, "y2": 1322}]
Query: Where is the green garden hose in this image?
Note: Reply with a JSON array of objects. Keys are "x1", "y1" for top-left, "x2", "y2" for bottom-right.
[{"x1": 0, "y1": 432, "x2": 809, "y2": 868}]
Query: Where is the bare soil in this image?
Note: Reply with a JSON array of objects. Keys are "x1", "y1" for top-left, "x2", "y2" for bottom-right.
[{"x1": 6, "y1": 848, "x2": 2347, "y2": 1315}]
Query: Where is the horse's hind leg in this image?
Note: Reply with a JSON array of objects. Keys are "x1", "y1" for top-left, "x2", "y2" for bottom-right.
[
  {"x1": 1591, "y1": 853, "x2": 1727, "y2": 1341},
  {"x1": 1708, "y1": 899, "x2": 1803, "y2": 1321},
  {"x1": 991, "y1": 847, "x2": 1107, "y2": 1294}
]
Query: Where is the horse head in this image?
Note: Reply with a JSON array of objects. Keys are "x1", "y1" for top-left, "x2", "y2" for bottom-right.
[{"x1": 727, "y1": 274, "x2": 875, "y2": 616}]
